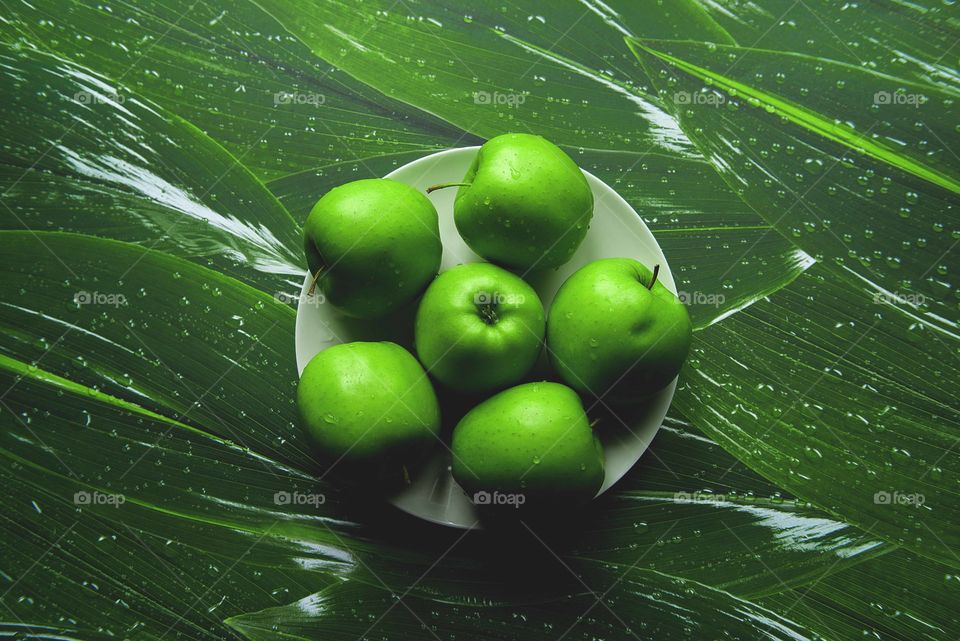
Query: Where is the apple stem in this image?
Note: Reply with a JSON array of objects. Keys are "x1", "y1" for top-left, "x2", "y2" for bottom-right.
[
  {"x1": 647, "y1": 264, "x2": 660, "y2": 290},
  {"x1": 478, "y1": 304, "x2": 499, "y2": 325},
  {"x1": 402, "y1": 464, "x2": 411, "y2": 485},
  {"x1": 426, "y1": 182, "x2": 472, "y2": 194},
  {"x1": 306, "y1": 268, "x2": 324, "y2": 296}
]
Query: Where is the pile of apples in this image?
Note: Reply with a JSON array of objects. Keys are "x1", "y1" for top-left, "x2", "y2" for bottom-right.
[{"x1": 297, "y1": 134, "x2": 691, "y2": 511}]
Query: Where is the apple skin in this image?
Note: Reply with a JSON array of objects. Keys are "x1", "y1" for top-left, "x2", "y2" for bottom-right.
[
  {"x1": 453, "y1": 134, "x2": 593, "y2": 271},
  {"x1": 415, "y1": 263, "x2": 545, "y2": 394},
  {"x1": 304, "y1": 179, "x2": 441, "y2": 318},
  {"x1": 297, "y1": 342, "x2": 440, "y2": 468},
  {"x1": 547, "y1": 258, "x2": 692, "y2": 402},
  {"x1": 451, "y1": 381, "x2": 604, "y2": 506}
]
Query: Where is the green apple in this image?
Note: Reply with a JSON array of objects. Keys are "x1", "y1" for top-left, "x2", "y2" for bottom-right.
[
  {"x1": 414, "y1": 263, "x2": 545, "y2": 394},
  {"x1": 547, "y1": 258, "x2": 692, "y2": 402},
  {"x1": 429, "y1": 134, "x2": 593, "y2": 271},
  {"x1": 297, "y1": 342, "x2": 440, "y2": 469},
  {"x1": 304, "y1": 178, "x2": 441, "y2": 318},
  {"x1": 451, "y1": 382, "x2": 604, "y2": 506}
]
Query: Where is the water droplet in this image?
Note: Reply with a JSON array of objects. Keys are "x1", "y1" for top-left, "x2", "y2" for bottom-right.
[{"x1": 804, "y1": 446, "x2": 823, "y2": 460}]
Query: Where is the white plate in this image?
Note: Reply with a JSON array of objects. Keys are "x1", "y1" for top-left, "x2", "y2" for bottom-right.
[{"x1": 295, "y1": 147, "x2": 678, "y2": 529}]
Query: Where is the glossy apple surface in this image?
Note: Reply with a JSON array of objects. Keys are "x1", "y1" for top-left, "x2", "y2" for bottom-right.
[
  {"x1": 297, "y1": 342, "x2": 440, "y2": 468},
  {"x1": 415, "y1": 263, "x2": 544, "y2": 394},
  {"x1": 304, "y1": 178, "x2": 441, "y2": 318},
  {"x1": 450, "y1": 134, "x2": 593, "y2": 271},
  {"x1": 547, "y1": 258, "x2": 691, "y2": 402},
  {"x1": 451, "y1": 381, "x2": 604, "y2": 506}
]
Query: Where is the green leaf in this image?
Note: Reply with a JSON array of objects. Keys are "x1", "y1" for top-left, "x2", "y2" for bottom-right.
[
  {"x1": 0, "y1": 419, "x2": 338, "y2": 640},
  {"x1": 622, "y1": 36, "x2": 959, "y2": 566},
  {"x1": 627, "y1": 37, "x2": 959, "y2": 328},
  {"x1": 759, "y1": 550, "x2": 960, "y2": 641},
  {"x1": 0, "y1": 45, "x2": 302, "y2": 293},
  {"x1": 225, "y1": 572, "x2": 821, "y2": 641},
  {"x1": 0, "y1": 0, "x2": 470, "y2": 180},
  {"x1": 0, "y1": 230, "x2": 313, "y2": 469},
  {"x1": 695, "y1": 0, "x2": 960, "y2": 91},
  {"x1": 254, "y1": 0, "x2": 697, "y2": 156},
  {"x1": 575, "y1": 424, "x2": 889, "y2": 598},
  {"x1": 630, "y1": 39, "x2": 959, "y2": 192},
  {"x1": 674, "y1": 263, "x2": 959, "y2": 567}
]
